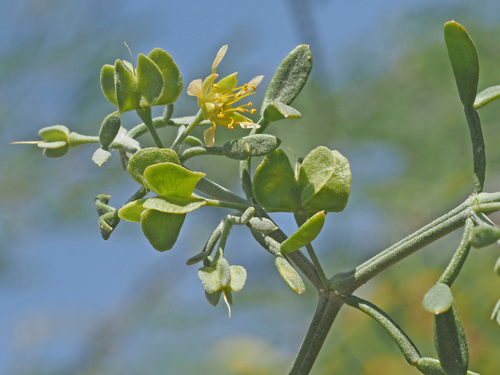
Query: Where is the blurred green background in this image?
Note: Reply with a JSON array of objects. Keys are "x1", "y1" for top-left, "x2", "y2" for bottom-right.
[{"x1": 1, "y1": 0, "x2": 500, "y2": 374}]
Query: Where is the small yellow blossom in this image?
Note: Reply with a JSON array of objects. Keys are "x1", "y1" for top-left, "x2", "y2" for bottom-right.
[{"x1": 187, "y1": 45, "x2": 263, "y2": 146}]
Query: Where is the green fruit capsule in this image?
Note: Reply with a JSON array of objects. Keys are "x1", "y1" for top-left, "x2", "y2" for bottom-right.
[{"x1": 99, "y1": 111, "x2": 121, "y2": 150}]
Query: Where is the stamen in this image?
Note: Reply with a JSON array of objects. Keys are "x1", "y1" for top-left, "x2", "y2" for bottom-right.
[
  {"x1": 228, "y1": 117, "x2": 235, "y2": 129},
  {"x1": 250, "y1": 85, "x2": 257, "y2": 90},
  {"x1": 213, "y1": 83, "x2": 220, "y2": 90},
  {"x1": 217, "y1": 113, "x2": 225, "y2": 119},
  {"x1": 250, "y1": 109, "x2": 256, "y2": 114}
]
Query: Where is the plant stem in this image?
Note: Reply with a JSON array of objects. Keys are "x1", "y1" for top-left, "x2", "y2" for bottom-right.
[
  {"x1": 195, "y1": 177, "x2": 322, "y2": 289},
  {"x1": 180, "y1": 146, "x2": 224, "y2": 162},
  {"x1": 344, "y1": 295, "x2": 421, "y2": 365},
  {"x1": 465, "y1": 105, "x2": 485, "y2": 194},
  {"x1": 171, "y1": 109, "x2": 204, "y2": 150},
  {"x1": 288, "y1": 291, "x2": 344, "y2": 375},
  {"x1": 136, "y1": 107, "x2": 164, "y2": 148},
  {"x1": 438, "y1": 218, "x2": 473, "y2": 286}
]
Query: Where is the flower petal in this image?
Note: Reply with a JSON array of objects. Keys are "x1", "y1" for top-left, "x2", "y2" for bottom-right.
[
  {"x1": 187, "y1": 79, "x2": 204, "y2": 98},
  {"x1": 204, "y1": 124, "x2": 216, "y2": 147},
  {"x1": 212, "y1": 45, "x2": 228, "y2": 73},
  {"x1": 239, "y1": 122, "x2": 260, "y2": 129}
]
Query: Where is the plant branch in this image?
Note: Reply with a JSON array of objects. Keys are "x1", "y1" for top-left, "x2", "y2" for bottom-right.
[
  {"x1": 288, "y1": 291, "x2": 344, "y2": 375},
  {"x1": 331, "y1": 192, "x2": 500, "y2": 294}
]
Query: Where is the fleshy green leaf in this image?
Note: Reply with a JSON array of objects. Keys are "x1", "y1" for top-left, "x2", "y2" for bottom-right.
[
  {"x1": 263, "y1": 101, "x2": 302, "y2": 122},
  {"x1": 280, "y1": 211, "x2": 325, "y2": 254},
  {"x1": 222, "y1": 134, "x2": 281, "y2": 160},
  {"x1": 434, "y1": 303, "x2": 469, "y2": 375},
  {"x1": 114, "y1": 59, "x2": 140, "y2": 113},
  {"x1": 275, "y1": 256, "x2": 305, "y2": 294},
  {"x1": 127, "y1": 147, "x2": 180, "y2": 185},
  {"x1": 444, "y1": 21, "x2": 479, "y2": 106},
  {"x1": 143, "y1": 162, "x2": 205, "y2": 198},
  {"x1": 253, "y1": 150, "x2": 301, "y2": 212},
  {"x1": 118, "y1": 198, "x2": 147, "y2": 222},
  {"x1": 474, "y1": 85, "x2": 500, "y2": 109},
  {"x1": 298, "y1": 147, "x2": 351, "y2": 213},
  {"x1": 246, "y1": 217, "x2": 279, "y2": 234},
  {"x1": 137, "y1": 53, "x2": 164, "y2": 107},
  {"x1": 229, "y1": 265, "x2": 247, "y2": 292},
  {"x1": 100, "y1": 64, "x2": 117, "y2": 106},
  {"x1": 261, "y1": 45, "x2": 312, "y2": 116},
  {"x1": 143, "y1": 196, "x2": 206, "y2": 213},
  {"x1": 468, "y1": 225, "x2": 500, "y2": 248},
  {"x1": 42, "y1": 145, "x2": 69, "y2": 158},
  {"x1": 204, "y1": 290, "x2": 222, "y2": 306},
  {"x1": 140, "y1": 209, "x2": 185, "y2": 251},
  {"x1": 423, "y1": 283, "x2": 454, "y2": 314},
  {"x1": 92, "y1": 147, "x2": 112, "y2": 166},
  {"x1": 148, "y1": 48, "x2": 183, "y2": 105},
  {"x1": 99, "y1": 111, "x2": 121, "y2": 150},
  {"x1": 39, "y1": 125, "x2": 69, "y2": 141}
]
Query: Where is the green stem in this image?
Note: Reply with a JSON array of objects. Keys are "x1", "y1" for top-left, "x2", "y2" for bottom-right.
[
  {"x1": 332, "y1": 192, "x2": 500, "y2": 294},
  {"x1": 171, "y1": 109, "x2": 205, "y2": 151},
  {"x1": 288, "y1": 291, "x2": 344, "y2": 375},
  {"x1": 203, "y1": 197, "x2": 252, "y2": 212},
  {"x1": 136, "y1": 107, "x2": 164, "y2": 148},
  {"x1": 195, "y1": 177, "x2": 322, "y2": 290},
  {"x1": 127, "y1": 116, "x2": 211, "y2": 139},
  {"x1": 465, "y1": 105, "x2": 485, "y2": 194},
  {"x1": 163, "y1": 104, "x2": 174, "y2": 121},
  {"x1": 438, "y1": 218, "x2": 473, "y2": 286},
  {"x1": 344, "y1": 295, "x2": 421, "y2": 365},
  {"x1": 180, "y1": 146, "x2": 224, "y2": 162}
]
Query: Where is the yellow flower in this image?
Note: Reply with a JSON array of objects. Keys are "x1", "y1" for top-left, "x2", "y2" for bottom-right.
[{"x1": 187, "y1": 45, "x2": 263, "y2": 146}]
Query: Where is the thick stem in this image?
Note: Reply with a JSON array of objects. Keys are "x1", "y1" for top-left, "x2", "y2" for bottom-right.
[{"x1": 288, "y1": 291, "x2": 344, "y2": 375}]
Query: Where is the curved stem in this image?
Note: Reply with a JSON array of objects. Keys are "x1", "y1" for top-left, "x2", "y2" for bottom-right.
[
  {"x1": 288, "y1": 291, "x2": 344, "y2": 375},
  {"x1": 344, "y1": 295, "x2": 421, "y2": 365},
  {"x1": 438, "y1": 217, "x2": 473, "y2": 286},
  {"x1": 180, "y1": 146, "x2": 224, "y2": 162}
]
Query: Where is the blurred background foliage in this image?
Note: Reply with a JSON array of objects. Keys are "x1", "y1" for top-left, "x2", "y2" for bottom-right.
[{"x1": 1, "y1": 0, "x2": 500, "y2": 374}]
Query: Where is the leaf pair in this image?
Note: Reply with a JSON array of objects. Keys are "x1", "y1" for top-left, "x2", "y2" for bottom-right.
[
  {"x1": 253, "y1": 146, "x2": 351, "y2": 214},
  {"x1": 119, "y1": 148, "x2": 206, "y2": 251},
  {"x1": 101, "y1": 48, "x2": 183, "y2": 113}
]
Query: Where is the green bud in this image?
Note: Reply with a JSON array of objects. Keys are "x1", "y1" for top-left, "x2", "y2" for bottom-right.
[
  {"x1": 423, "y1": 283, "x2": 454, "y2": 314},
  {"x1": 99, "y1": 111, "x2": 121, "y2": 150},
  {"x1": 246, "y1": 217, "x2": 279, "y2": 234}
]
